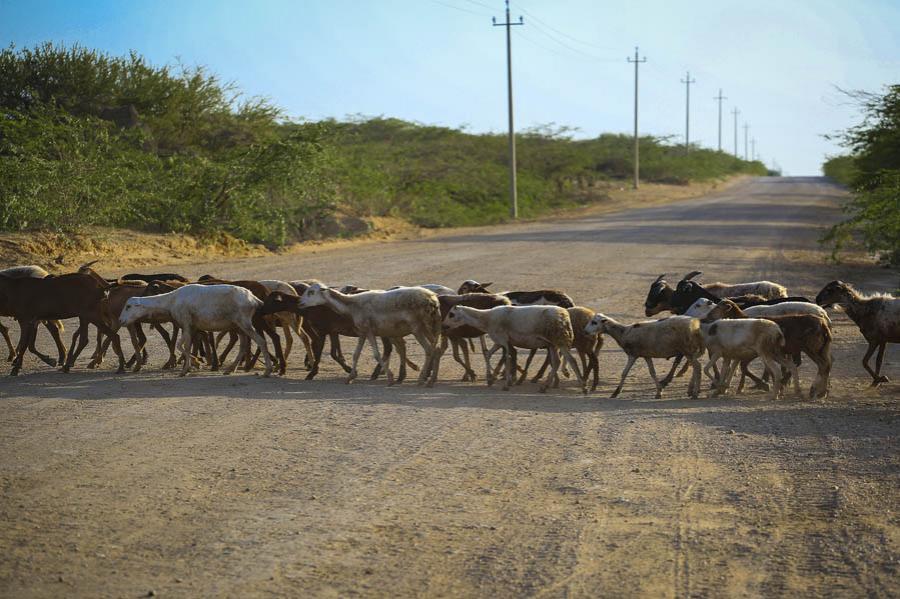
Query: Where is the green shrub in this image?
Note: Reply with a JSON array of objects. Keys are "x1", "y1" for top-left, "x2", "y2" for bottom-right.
[
  {"x1": 823, "y1": 85, "x2": 900, "y2": 266},
  {"x1": 0, "y1": 42, "x2": 770, "y2": 246}
]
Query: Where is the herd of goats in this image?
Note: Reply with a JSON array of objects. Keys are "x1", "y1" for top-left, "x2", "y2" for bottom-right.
[{"x1": 0, "y1": 263, "x2": 898, "y2": 399}]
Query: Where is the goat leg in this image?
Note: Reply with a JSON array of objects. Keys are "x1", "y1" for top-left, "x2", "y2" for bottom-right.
[
  {"x1": 659, "y1": 355, "x2": 683, "y2": 388},
  {"x1": 0, "y1": 321, "x2": 14, "y2": 362},
  {"x1": 330, "y1": 333, "x2": 352, "y2": 373}
]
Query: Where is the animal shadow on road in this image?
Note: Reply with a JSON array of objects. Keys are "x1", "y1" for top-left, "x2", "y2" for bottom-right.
[{"x1": 2, "y1": 370, "x2": 895, "y2": 442}]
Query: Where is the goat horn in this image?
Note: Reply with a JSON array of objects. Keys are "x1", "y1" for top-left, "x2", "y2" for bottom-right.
[
  {"x1": 652, "y1": 274, "x2": 666, "y2": 284},
  {"x1": 682, "y1": 270, "x2": 702, "y2": 281}
]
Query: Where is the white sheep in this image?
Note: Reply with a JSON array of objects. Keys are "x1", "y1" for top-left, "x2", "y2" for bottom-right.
[
  {"x1": 443, "y1": 305, "x2": 585, "y2": 393},
  {"x1": 681, "y1": 271, "x2": 788, "y2": 299},
  {"x1": 685, "y1": 297, "x2": 829, "y2": 321},
  {"x1": 585, "y1": 314, "x2": 704, "y2": 399},
  {"x1": 297, "y1": 283, "x2": 442, "y2": 386},
  {"x1": 119, "y1": 284, "x2": 271, "y2": 377}
]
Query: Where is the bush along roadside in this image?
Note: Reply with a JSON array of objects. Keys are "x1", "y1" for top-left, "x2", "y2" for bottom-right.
[
  {"x1": 0, "y1": 42, "x2": 769, "y2": 248},
  {"x1": 822, "y1": 85, "x2": 900, "y2": 267}
]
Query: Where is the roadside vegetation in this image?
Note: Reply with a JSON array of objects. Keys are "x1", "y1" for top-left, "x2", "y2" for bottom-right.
[
  {"x1": 1, "y1": 43, "x2": 768, "y2": 247},
  {"x1": 823, "y1": 85, "x2": 900, "y2": 267}
]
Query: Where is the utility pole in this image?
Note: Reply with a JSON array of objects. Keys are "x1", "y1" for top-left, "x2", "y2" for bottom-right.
[
  {"x1": 743, "y1": 122, "x2": 750, "y2": 160},
  {"x1": 681, "y1": 71, "x2": 696, "y2": 152},
  {"x1": 627, "y1": 46, "x2": 647, "y2": 189},
  {"x1": 731, "y1": 107, "x2": 740, "y2": 157},
  {"x1": 714, "y1": 89, "x2": 727, "y2": 152},
  {"x1": 493, "y1": 0, "x2": 523, "y2": 218}
]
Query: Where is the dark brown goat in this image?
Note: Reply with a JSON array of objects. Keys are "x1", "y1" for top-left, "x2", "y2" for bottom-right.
[
  {"x1": 0, "y1": 271, "x2": 126, "y2": 375},
  {"x1": 0, "y1": 265, "x2": 67, "y2": 367}
]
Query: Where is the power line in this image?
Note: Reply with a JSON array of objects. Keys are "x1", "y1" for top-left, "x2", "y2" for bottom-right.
[
  {"x1": 493, "y1": 0, "x2": 524, "y2": 219},
  {"x1": 514, "y1": 12, "x2": 611, "y2": 61},
  {"x1": 460, "y1": 0, "x2": 497, "y2": 11},
  {"x1": 627, "y1": 46, "x2": 647, "y2": 189},
  {"x1": 681, "y1": 71, "x2": 696, "y2": 153},
  {"x1": 430, "y1": 0, "x2": 490, "y2": 17},
  {"x1": 512, "y1": 2, "x2": 617, "y2": 52}
]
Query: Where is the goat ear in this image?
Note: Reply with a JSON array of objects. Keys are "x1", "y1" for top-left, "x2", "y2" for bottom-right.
[
  {"x1": 482, "y1": 282, "x2": 493, "y2": 288},
  {"x1": 682, "y1": 270, "x2": 702, "y2": 281}
]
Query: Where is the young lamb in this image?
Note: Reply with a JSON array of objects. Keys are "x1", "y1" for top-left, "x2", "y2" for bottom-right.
[
  {"x1": 443, "y1": 304, "x2": 585, "y2": 393},
  {"x1": 816, "y1": 280, "x2": 900, "y2": 386},
  {"x1": 119, "y1": 284, "x2": 272, "y2": 377},
  {"x1": 704, "y1": 299, "x2": 833, "y2": 399},
  {"x1": 585, "y1": 314, "x2": 703, "y2": 399},
  {"x1": 297, "y1": 282, "x2": 442, "y2": 386}
]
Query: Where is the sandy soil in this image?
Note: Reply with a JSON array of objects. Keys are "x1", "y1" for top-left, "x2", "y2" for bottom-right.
[{"x1": 0, "y1": 177, "x2": 897, "y2": 598}]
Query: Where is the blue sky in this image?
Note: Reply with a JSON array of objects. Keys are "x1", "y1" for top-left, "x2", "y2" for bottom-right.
[{"x1": 3, "y1": 0, "x2": 899, "y2": 175}]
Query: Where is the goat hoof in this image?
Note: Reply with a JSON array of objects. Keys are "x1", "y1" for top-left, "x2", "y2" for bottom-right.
[
  {"x1": 9, "y1": 369, "x2": 19, "y2": 376},
  {"x1": 872, "y1": 375, "x2": 889, "y2": 386}
]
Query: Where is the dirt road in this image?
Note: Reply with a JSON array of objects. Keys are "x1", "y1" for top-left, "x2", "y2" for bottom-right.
[{"x1": 1, "y1": 177, "x2": 897, "y2": 598}]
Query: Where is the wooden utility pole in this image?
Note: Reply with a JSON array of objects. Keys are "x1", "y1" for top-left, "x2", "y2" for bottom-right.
[
  {"x1": 743, "y1": 122, "x2": 750, "y2": 160},
  {"x1": 731, "y1": 107, "x2": 740, "y2": 157},
  {"x1": 627, "y1": 47, "x2": 647, "y2": 189},
  {"x1": 681, "y1": 71, "x2": 696, "y2": 152},
  {"x1": 493, "y1": 0, "x2": 523, "y2": 218},
  {"x1": 714, "y1": 89, "x2": 727, "y2": 152}
]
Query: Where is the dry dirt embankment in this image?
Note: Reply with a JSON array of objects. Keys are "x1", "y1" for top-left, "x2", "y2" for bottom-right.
[{"x1": 0, "y1": 177, "x2": 745, "y2": 272}]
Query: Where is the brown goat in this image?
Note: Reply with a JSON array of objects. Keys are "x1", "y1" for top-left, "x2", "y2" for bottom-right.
[
  {"x1": 0, "y1": 264, "x2": 67, "y2": 367},
  {"x1": 0, "y1": 270, "x2": 126, "y2": 375},
  {"x1": 816, "y1": 280, "x2": 900, "y2": 387}
]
